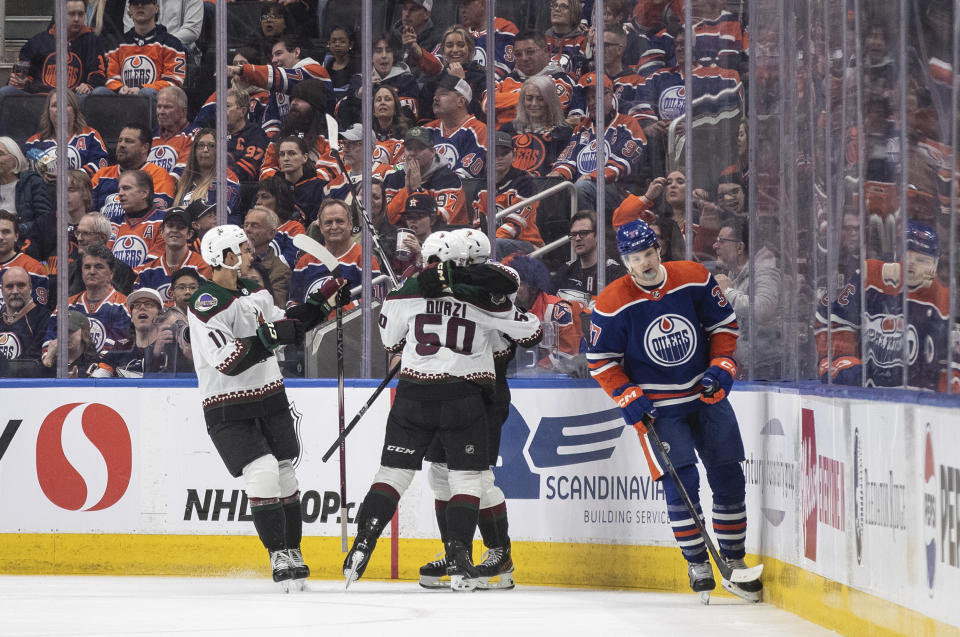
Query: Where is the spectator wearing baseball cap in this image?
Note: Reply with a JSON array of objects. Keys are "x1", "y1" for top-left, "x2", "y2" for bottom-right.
[
  {"x1": 421, "y1": 70, "x2": 488, "y2": 180},
  {"x1": 91, "y1": 287, "x2": 165, "y2": 377},
  {"x1": 134, "y1": 207, "x2": 212, "y2": 306},
  {"x1": 39, "y1": 309, "x2": 100, "y2": 378},
  {"x1": 187, "y1": 200, "x2": 217, "y2": 251},
  {"x1": 415, "y1": 28, "x2": 487, "y2": 121},
  {"x1": 383, "y1": 125, "x2": 469, "y2": 227},
  {"x1": 393, "y1": 0, "x2": 442, "y2": 68},
  {"x1": 473, "y1": 131, "x2": 544, "y2": 258}
]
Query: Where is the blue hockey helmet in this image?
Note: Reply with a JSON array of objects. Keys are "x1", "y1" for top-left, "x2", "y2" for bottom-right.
[
  {"x1": 906, "y1": 219, "x2": 939, "y2": 257},
  {"x1": 616, "y1": 219, "x2": 659, "y2": 257}
]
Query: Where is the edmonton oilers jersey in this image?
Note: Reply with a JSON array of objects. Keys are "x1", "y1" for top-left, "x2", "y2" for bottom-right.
[
  {"x1": 111, "y1": 208, "x2": 166, "y2": 268},
  {"x1": 288, "y1": 242, "x2": 381, "y2": 308},
  {"x1": 45, "y1": 289, "x2": 130, "y2": 353},
  {"x1": 588, "y1": 261, "x2": 738, "y2": 412},
  {"x1": 0, "y1": 304, "x2": 51, "y2": 362}
]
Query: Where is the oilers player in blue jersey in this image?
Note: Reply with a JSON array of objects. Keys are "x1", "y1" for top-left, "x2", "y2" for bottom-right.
[{"x1": 587, "y1": 219, "x2": 762, "y2": 603}]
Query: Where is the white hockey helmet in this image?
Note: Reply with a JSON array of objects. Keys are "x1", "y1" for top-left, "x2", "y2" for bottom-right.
[
  {"x1": 421, "y1": 231, "x2": 468, "y2": 265},
  {"x1": 452, "y1": 228, "x2": 491, "y2": 265},
  {"x1": 200, "y1": 224, "x2": 249, "y2": 270}
]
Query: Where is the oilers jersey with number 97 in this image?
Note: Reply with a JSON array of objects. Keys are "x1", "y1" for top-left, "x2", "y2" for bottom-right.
[{"x1": 587, "y1": 261, "x2": 738, "y2": 413}]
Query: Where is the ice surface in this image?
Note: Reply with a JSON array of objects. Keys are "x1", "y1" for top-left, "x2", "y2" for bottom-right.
[{"x1": 0, "y1": 576, "x2": 837, "y2": 637}]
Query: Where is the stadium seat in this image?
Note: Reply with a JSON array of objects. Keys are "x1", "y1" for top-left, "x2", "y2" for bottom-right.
[
  {"x1": 81, "y1": 94, "x2": 154, "y2": 156},
  {"x1": 0, "y1": 94, "x2": 47, "y2": 147}
]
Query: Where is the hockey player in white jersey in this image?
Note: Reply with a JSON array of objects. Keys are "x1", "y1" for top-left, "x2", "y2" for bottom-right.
[
  {"x1": 343, "y1": 231, "x2": 542, "y2": 591},
  {"x1": 188, "y1": 224, "x2": 350, "y2": 591},
  {"x1": 419, "y1": 228, "x2": 534, "y2": 590}
]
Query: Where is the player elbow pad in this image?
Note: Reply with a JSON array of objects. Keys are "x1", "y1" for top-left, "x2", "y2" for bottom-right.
[{"x1": 222, "y1": 336, "x2": 273, "y2": 376}]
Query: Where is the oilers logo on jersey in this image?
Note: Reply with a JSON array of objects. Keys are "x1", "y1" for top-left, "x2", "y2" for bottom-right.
[
  {"x1": 148, "y1": 145, "x2": 179, "y2": 173},
  {"x1": 658, "y1": 85, "x2": 686, "y2": 120},
  {"x1": 512, "y1": 133, "x2": 546, "y2": 172},
  {"x1": 576, "y1": 139, "x2": 614, "y2": 175},
  {"x1": 121, "y1": 55, "x2": 157, "y2": 88},
  {"x1": 435, "y1": 142, "x2": 460, "y2": 172},
  {"x1": 373, "y1": 144, "x2": 392, "y2": 165},
  {"x1": 37, "y1": 145, "x2": 83, "y2": 172},
  {"x1": 89, "y1": 317, "x2": 106, "y2": 351},
  {"x1": 0, "y1": 333, "x2": 22, "y2": 359},
  {"x1": 112, "y1": 235, "x2": 150, "y2": 268},
  {"x1": 643, "y1": 314, "x2": 697, "y2": 366},
  {"x1": 100, "y1": 194, "x2": 125, "y2": 222},
  {"x1": 276, "y1": 92, "x2": 290, "y2": 119}
]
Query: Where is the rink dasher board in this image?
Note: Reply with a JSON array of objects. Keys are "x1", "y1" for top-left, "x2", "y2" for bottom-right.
[{"x1": 0, "y1": 380, "x2": 957, "y2": 633}]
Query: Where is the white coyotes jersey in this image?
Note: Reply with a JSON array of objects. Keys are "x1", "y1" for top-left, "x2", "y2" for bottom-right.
[
  {"x1": 188, "y1": 279, "x2": 287, "y2": 411},
  {"x1": 379, "y1": 280, "x2": 541, "y2": 384}
]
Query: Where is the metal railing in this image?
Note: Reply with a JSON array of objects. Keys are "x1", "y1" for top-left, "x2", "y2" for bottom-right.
[{"x1": 494, "y1": 180, "x2": 578, "y2": 260}]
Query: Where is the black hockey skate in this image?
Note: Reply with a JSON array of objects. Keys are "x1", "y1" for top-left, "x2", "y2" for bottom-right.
[
  {"x1": 286, "y1": 547, "x2": 310, "y2": 591},
  {"x1": 475, "y1": 545, "x2": 515, "y2": 590},
  {"x1": 720, "y1": 557, "x2": 763, "y2": 602},
  {"x1": 687, "y1": 561, "x2": 716, "y2": 605},
  {"x1": 270, "y1": 549, "x2": 295, "y2": 593},
  {"x1": 418, "y1": 556, "x2": 449, "y2": 589},
  {"x1": 444, "y1": 540, "x2": 481, "y2": 592},
  {"x1": 343, "y1": 519, "x2": 380, "y2": 589}
]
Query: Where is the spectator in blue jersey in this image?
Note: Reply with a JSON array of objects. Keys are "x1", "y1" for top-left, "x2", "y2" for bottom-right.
[
  {"x1": 134, "y1": 206, "x2": 211, "y2": 305},
  {"x1": 0, "y1": 137, "x2": 54, "y2": 247},
  {"x1": 456, "y1": 0, "x2": 518, "y2": 78},
  {"x1": 1, "y1": 0, "x2": 107, "y2": 98},
  {"x1": 500, "y1": 75, "x2": 574, "y2": 177},
  {"x1": 255, "y1": 176, "x2": 306, "y2": 269},
  {"x1": 71, "y1": 211, "x2": 135, "y2": 295},
  {"x1": 169, "y1": 267, "x2": 200, "y2": 315},
  {"x1": 0, "y1": 266, "x2": 52, "y2": 375},
  {"x1": 243, "y1": 206, "x2": 291, "y2": 308},
  {"x1": 277, "y1": 137, "x2": 326, "y2": 225},
  {"x1": 91, "y1": 287, "x2": 164, "y2": 377},
  {"x1": 25, "y1": 90, "x2": 109, "y2": 182},
  {"x1": 90, "y1": 124, "x2": 176, "y2": 219},
  {"x1": 173, "y1": 129, "x2": 241, "y2": 224},
  {"x1": 39, "y1": 309, "x2": 100, "y2": 377},
  {"x1": 225, "y1": 87, "x2": 269, "y2": 183}
]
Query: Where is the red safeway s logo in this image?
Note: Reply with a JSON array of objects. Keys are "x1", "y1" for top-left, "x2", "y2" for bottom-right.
[{"x1": 35, "y1": 403, "x2": 131, "y2": 511}]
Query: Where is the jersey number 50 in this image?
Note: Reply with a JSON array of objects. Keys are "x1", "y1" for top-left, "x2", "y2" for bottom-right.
[{"x1": 414, "y1": 315, "x2": 476, "y2": 356}]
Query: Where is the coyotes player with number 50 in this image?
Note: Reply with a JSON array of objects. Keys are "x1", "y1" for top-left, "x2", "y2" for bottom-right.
[{"x1": 587, "y1": 219, "x2": 762, "y2": 603}]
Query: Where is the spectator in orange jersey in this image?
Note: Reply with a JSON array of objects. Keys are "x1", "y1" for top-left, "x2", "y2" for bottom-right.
[
  {"x1": 500, "y1": 74, "x2": 574, "y2": 177},
  {"x1": 111, "y1": 169, "x2": 165, "y2": 268},
  {"x1": 148, "y1": 86, "x2": 194, "y2": 179},
  {"x1": 99, "y1": 0, "x2": 186, "y2": 100},
  {"x1": 544, "y1": 0, "x2": 589, "y2": 76},
  {"x1": 0, "y1": 210, "x2": 50, "y2": 307}
]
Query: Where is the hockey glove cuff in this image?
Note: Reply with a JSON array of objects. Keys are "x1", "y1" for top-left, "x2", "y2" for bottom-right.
[
  {"x1": 613, "y1": 383, "x2": 657, "y2": 434},
  {"x1": 257, "y1": 319, "x2": 305, "y2": 350},
  {"x1": 700, "y1": 357, "x2": 736, "y2": 404}
]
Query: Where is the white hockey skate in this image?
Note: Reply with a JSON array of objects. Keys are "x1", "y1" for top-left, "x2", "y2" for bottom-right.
[
  {"x1": 475, "y1": 546, "x2": 515, "y2": 590},
  {"x1": 720, "y1": 558, "x2": 763, "y2": 602},
  {"x1": 688, "y1": 561, "x2": 716, "y2": 605}
]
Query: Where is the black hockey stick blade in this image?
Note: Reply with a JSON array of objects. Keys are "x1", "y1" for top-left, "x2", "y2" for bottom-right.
[{"x1": 321, "y1": 361, "x2": 401, "y2": 462}]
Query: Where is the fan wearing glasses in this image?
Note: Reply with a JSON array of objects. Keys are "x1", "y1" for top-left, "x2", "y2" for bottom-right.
[{"x1": 552, "y1": 210, "x2": 626, "y2": 304}]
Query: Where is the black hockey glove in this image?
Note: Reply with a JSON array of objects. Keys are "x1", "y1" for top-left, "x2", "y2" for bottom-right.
[
  {"x1": 285, "y1": 277, "x2": 351, "y2": 330},
  {"x1": 418, "y1": 261, "x2": 457, "y2": 298},
  {"x1": 256, "y1": 319, "x2": 305, "y2": 350}
]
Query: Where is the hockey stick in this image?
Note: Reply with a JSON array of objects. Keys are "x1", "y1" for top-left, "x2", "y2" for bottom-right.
[
  {"x1": 323, "y1": 113, "x2": 400, "y2": 289},
  {"x1": 290, "y1": 232, "x2": 350, "y2": 548},
  {"x1": 642, "y1": 415, "x2": 763, "y2": 586},
  {"x1": 336, "y1": 303, "x2": 347, "y2": 551},
  {"x1": 322, "y1": 360, "x2": 400, "y2": 462}
]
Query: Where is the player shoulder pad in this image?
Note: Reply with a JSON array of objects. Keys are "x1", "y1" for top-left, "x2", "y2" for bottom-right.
[
  {"x1": 593, "y1": 276, "x2": 639, "y2": 315},
  {"x1": 387, "y1": 277, "x2": 421, "y2": 300},
  {"x1": 664, "y1": 260, "x2": 711, "y2": 286},
  {"x1": 188, "y1": 282, "x2": 235, "y2": 320}
]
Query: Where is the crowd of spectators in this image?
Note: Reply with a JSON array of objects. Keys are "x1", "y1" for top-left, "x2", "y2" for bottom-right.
[{"x1": 0, "y1": 0, "x2": 955, "y2": 391}]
